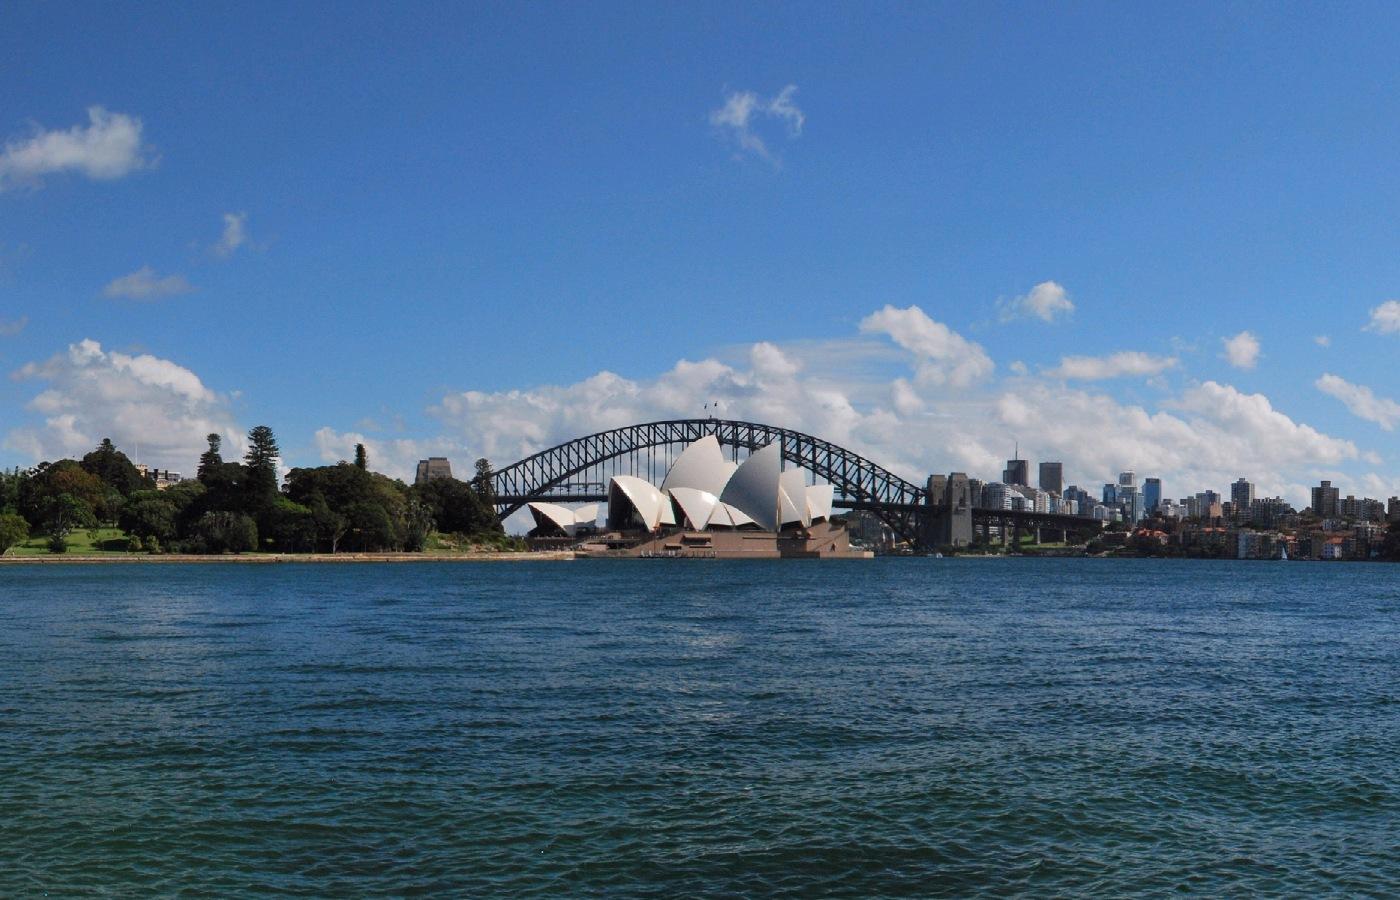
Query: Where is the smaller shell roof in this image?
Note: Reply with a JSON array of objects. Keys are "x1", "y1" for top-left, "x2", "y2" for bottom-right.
[{"x1": 609, "y1": 476, "x2": 672, "y2": 531}]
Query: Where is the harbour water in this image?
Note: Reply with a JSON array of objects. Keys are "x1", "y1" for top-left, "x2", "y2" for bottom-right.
[{"x1": 4, "y1": 558, "x2": 1400, "y2": 895}]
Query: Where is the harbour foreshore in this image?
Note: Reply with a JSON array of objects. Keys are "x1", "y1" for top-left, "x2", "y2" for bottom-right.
[{"x1": 0, "y1": 551, "x2": 577, "y2": 564}]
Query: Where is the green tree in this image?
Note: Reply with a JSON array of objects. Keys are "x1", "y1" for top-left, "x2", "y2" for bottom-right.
[
  {"x1": 43, "y1": 492, "x2": 97, "y2": 542},
  {"x1": 243, "y1": 425, "x2": 281, "y2": 520},
  {"x1": 0, "y1": 512, "x2": 29, "y2": 554},
  {"x1": 119, "y1": 495, "x2": 180, "y2": 544},
  {"x1": 267, "y1": 498, "x2": 317, "y2": 552},
  {"x1": 80, "y1": 438, "x2": 150, "y2": 497},
  {"x1": 194, "y1": 511, "x2": 258, "y2": 554},
  {"x1": 197, "y1": 433, "x2": 224, "y2": 482},
  {"x1": 472, "y1": 458, "x2": 496, "y2": 508},
  {"x1": 412, "y1": 477, "x2": 498, "y2": 536},
  {"x1": 403, "y1": 497, "x2": 433, "y2": 551},
  {"x1": 18, "y1": 461, "x2": 105, "y2": 529},
  {"x1": 354, "y1": 443, "x2": 368, "y2": 471}
]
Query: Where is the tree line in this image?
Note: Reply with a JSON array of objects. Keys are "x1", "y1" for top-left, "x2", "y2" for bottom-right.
[{"x1": 0, "y1": 428, "x2": 502, "y2": 554}]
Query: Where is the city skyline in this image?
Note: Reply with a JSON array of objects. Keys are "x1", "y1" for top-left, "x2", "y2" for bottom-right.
[{"x1": 6, "y1": 5, "x2": 1400, "y2": 510}]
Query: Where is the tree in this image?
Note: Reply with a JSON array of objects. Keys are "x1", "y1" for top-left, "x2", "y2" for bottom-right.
[
  {"x1": 43, "y1": 492, "x2": 96, "y2": 543},
  {"x1": 18, "y1": 461, "x2": 105, "y2": 529},
  {"x1": 472, "y1": 458, "x2": 496, "y2": 508},
  {"x1": 403, "y1": 497, "x2": 433, "y2": 551},
  {"x1": 194, "y1": 511, "x2": 258, "y2": 554},
  {"x1": 80, "y1": 438, "x2": 150, "y2": 497},
  {"x1": 197, "y1": 434, "x2": 224, "y2": 482},
  {"x1": 413, "y1": 477, "x2": 498, "y2": 535},
  {"x1": 1382, "y1": 522, "x2": 1400, "y2": 562},
  {"x1": 267, "y1": 498, "x2": 317, "y2": 552},
  {"x1": 354, "y1": 443, "x2": 368, "y2": 471},
  {"x1": 0, "y1": 513, "x2": 28, "y2": 554},
  {"x1": 244, "y1": 425, "x2": 281, "y2": 515},
  {"x1": 119, "y1": 495, "x2": 180, "y2": 544}
]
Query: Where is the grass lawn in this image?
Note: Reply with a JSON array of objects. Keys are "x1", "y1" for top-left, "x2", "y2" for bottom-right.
[{"x1": 5, "y1": 526, "x2": 136, "y2": 557}]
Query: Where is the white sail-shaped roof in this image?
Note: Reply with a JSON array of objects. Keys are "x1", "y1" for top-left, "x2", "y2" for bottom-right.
[
  {"x1": 668, "y1": 487, "x2": 720, "y2": 530},
  {"x1": 528, "y1": 502, "x2": 598, "y2": 536},
  {"x1": 608, "y1": 476, "x2": 670, "y2": 531},
  {"x1": 779, "y1": 468, "x2": 811, "y2": 528},
  {"x1": 719, "y1": 443, "x2": 781, "y2": 531},
  {"x1": 661, "y1": 435, "x2": 734, "y2": 496},
  {"x1": 805, "y1": 484, "x2": 834, "y2": 522},
  {"x1": 708, "y1": 502, "x2": 755, "y2": 528}
]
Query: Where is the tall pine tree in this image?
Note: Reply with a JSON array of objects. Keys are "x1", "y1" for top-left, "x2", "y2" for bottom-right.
[{"x1": 197, "y1": 434, "x2": 223, "y2": 482}]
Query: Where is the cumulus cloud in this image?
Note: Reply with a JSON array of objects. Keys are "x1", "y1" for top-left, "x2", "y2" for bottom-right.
[
  {"x1": 0, "y1": 106, "x2": 152, "y2": 191},
  {"x1": 1046, "y1": 351, "x2": 1178, "y2": 381},
  {"x1": 1314, "y1": 335, "x2": 1331, "y2": 348},
  {"x1": 400, "y1": 305, "x2": 1367, "y2": 511},
  {"x1": 1222, "y1": 330, "x2": 1261, "y2": 369},
  {"x1": 1366, "y1": 300, "x2": 1400, "y2": 335},
  {"x1": 213, "y1": 212, "x2": 249, "y2": 258},
  {"x1": 1316, "y1": 373, "x2": 1400, "y2": 431},
  {"x1": 0, "y1": 315, "x2": 27, "y2": 336},
  {"x1": 709, "y1": 84, "x2": 804, "y2": 165},
  {"x1": 5, "y1": 339, "x2": 241, "y2": 471},
  {"x1": 859, "y1": 305, "x2": 994, "y2": 388},
  {"x1": 312, "y1": 427, "x2": 462, "y2": 483},
  {"x1": 998, "y1": 281, "x2": 1074, "y2": 323},
  {"x1": 102, "y1": 266, "x2": 194, "y2": 300}
]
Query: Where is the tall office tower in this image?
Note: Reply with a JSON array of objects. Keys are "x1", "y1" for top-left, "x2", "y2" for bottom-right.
[
  {"x1": 1143, "y1": 477, "x2": 1162, "y2": 515},
  {"x1": 1003, "y1": 457, "x2": 1029, "y2": 487},
  {"x1": 1103, "y1": 483, "x2": 1118, "y2": 505},
  {"x1": 1311, "y1": 480, "x2": 1341, "y2": 518},
  {"x1": 1038, "y1": 461, "x2": 1063, "y2": 495},
  {"x1": 1231, "y1": 478, "x2": 1255, "y2": 509},
  {"x1": 1118, "y1": 471, "x2": 1136, "y2": 489}
]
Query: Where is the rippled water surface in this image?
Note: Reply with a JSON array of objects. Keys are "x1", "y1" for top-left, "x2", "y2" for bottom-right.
[{"x1": 5, "y1": 558, "x2": 1400, "y2": 895}]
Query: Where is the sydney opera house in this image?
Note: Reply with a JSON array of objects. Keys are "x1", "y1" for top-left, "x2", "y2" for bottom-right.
[{"x1": 526, "y1": 436, "x2": 870, "y2": 558}]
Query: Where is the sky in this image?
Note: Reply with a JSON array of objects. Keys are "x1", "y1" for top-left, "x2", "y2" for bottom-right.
[{"x1": 4, "y1": 2, "x2": 1400, "y2": 510}]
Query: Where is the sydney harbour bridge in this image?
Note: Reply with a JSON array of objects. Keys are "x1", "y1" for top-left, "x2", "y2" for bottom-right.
[{"x1": 488, "y1": 418, "x2": 1099, "y2": 552}]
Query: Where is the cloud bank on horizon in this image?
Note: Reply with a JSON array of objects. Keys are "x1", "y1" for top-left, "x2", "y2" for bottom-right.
[{"x1": 9, "y1": 295, "x2": 1400, "y2": 510}]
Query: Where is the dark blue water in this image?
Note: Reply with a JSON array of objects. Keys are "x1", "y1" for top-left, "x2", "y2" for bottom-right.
[{"x1": 3, "y1": 558, "x2": 1400, "y2": 895}]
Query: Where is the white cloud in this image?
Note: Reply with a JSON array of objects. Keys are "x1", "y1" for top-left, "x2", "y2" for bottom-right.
[
  {"x1": 102, "y1": 266, "x2": 194, "y2": 300},
  {"x1": 213, "y1": 212, "x2": 248, "y2": 258},
  {"x1": 0, "y1": 106, "x2": 152, "y2": 191},
  {"x1": 1314, "y1": 335, "x2": 1331, "y2": 348},
  {"x1": 312, "y1": 427, "x2": 461, "y2": 483},
  {"x1": 5, "y1": 339, "x2": 241, "y2": 471},
  {"x1": 858, "y1": 305, "x2": 994, "y2": 388},
  {"x1": 1366, "y1": 300, "x2": 1400, "y2": 335},
  {"x1": 1316, "y1": 373, "x2": 1400, "y2": 431},
  {"x1": 403, "y1": 308, "x2": 1366, "y2": 512},
  {"x1": 1046, "y1": 351, "x2": 1178, "y2": 381},
  {"x1": 709, "y1": 84, "x2": 804, "y2": 165},
  {"x1": 998, "y1": 281, "x2": 1074, "y2": 323},
  {"x1": 0, "y1": 315, "x2": 26, "y2": 336},
  {"x1": 1222, "y1": 330, "x2": 1261, "y2": 370}
]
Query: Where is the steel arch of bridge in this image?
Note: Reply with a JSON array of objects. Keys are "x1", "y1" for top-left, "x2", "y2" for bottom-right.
[{"x1": 490, "y1": 418, "x2": 929, "y2": 542}]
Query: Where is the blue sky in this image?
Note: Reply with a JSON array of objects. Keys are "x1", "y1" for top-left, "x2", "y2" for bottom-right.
[{"x1": 4, "y1": 2, "x2": 1400, "y2": 506}]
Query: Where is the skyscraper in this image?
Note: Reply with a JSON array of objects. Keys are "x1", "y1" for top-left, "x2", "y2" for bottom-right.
[
  {"x1": 1231, "y1": 478, "x2": 1255, "y2": 509},
  {"x1": 1143, "y1": 477, "x2": 1162, "y2": 515},
  {"x1": 1038, "y1": 461, "x2": 1063, "y2": 495},
  {"x1": 1003, "y1": 458, "x2": 1029, "y2": 487},
  {"x1": 1311, "y1": 480, "x2": 1340, "y2": 518}
]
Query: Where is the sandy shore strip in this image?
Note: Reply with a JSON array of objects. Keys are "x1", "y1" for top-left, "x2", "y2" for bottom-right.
[{"x1": 0, "y1": 551, "x2": 576, "y2": 565}]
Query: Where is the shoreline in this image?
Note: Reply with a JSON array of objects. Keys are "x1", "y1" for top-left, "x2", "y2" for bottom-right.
[{"x1": 0, "y1": 551, "x2": 577, "y2": 565}]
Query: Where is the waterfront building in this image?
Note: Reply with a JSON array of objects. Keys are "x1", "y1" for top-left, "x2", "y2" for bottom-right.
[
  {"x1": 1311, "y1": 480, "x2": 1340, "y2": 518},
  {"x1": 532, "y1": 436, "x2": 863, "y2": 558},
  {"x1": 414, "y1": 457, "x2": 453, "y2": 485},
  {"x1": 1038, "y1": 462, "x2": 1063, "y2": 496}
]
